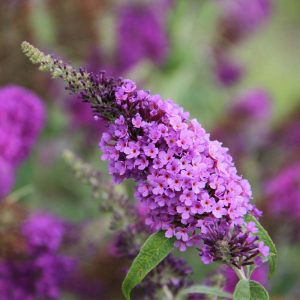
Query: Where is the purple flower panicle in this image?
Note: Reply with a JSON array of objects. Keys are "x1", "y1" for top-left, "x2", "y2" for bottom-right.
[
  {"x1": 21, "y1": 41, "x2": 269, "y2": 266},
  {"x1": 98, "y1": 77, "x2": 265, "y2": 258}
]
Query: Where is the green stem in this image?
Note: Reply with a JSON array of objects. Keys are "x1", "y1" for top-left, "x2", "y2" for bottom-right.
[{"x1": 233, "y1": 267, "x2": 247, "y2": 280}]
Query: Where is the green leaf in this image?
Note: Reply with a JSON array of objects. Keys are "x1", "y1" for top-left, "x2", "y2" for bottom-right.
[
  {"x1": 245, "y1": 214, "x2": 277, "y2": 278},
  {"x1": 176, "y1": 285, "x2": 232, "y2": 300},
  {"x1": 233, "y1": 280, "x2": 269, "y2": 300},
  {"x1": 121, "y1": 231, "x2": 174, "y2": 300}
]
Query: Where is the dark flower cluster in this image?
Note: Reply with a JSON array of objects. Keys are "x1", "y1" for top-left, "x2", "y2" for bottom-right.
[
  {"x1": 0, "y1": 213, "x2": 74, "y2": 300},
  {"x1": 0, "y1": 85, "x2": 45, "y2": 198},
  {"x1": 198, "y1": 218, "x2": 269, "y2": 267}
]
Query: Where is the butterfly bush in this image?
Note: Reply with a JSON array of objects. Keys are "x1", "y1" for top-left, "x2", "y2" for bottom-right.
[
  {"x1": 98, "y1": 78, "x2": 269, "y2": 263},
  {"x1": 22, "y1": 42, "x2": 270, "y2": 267},
  {"x1": 0, "y1": 213, "x2": 74, "y2": 300}
]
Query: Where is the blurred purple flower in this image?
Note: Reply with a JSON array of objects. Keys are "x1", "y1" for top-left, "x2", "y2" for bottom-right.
[
  {"x1": 116, "y1": 1, "x2": 169, "y2": 71},
  {"x1": 22, "y1": 213, "x2": 66, "y2": 252},
  {"x1": 214, "y1": 53, "x2": 244, "y2": 87},
  {"x1": 97, "y1": 75, "x2": 262, "y2": 256},
  {"x1": 270, "y1": 110, "x2": 300, "y2": 155},
  {"x1": 219, "y1": 0, "x2": 272, "y2": 42},
  {"x1": 212, "y1": 89, "x2": 271, "y2": 160},
  {"x1": 0, "y1": 213, "x2": 75, "y2": 300},
  {"x1": 0, "y1": 85, "x2": 45, "y2": 167},
  {"x1": 231, "y1": 89, "x2": 271, "y2": 119},
  {"x1": 265, "y1": 163, "x2": 300, "y2": 220}
]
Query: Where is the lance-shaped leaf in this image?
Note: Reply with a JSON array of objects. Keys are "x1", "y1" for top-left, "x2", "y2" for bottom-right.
[
  {"x1": 233, "y1": 279, "x2": 269, "y2": 300},
  {"x1": 122, "y1": 231, "x2": 174, "y2": 300},
  {"x1": 245, "y1": 214, "x2": 277, "y2": 278}
]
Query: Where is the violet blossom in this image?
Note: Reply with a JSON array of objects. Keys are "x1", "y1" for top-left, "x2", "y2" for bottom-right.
[
  {"x1": 0, "y1": 212, "x2": 74, "y2": 300},
  {"x1": 96, "y1": 76, "x2": 269, "y2": 262}
]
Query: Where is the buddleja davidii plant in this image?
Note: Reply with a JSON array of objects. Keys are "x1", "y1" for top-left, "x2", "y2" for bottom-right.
[{"x1": 22, "y1": 42, "x2": 277, "y2": 300}]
